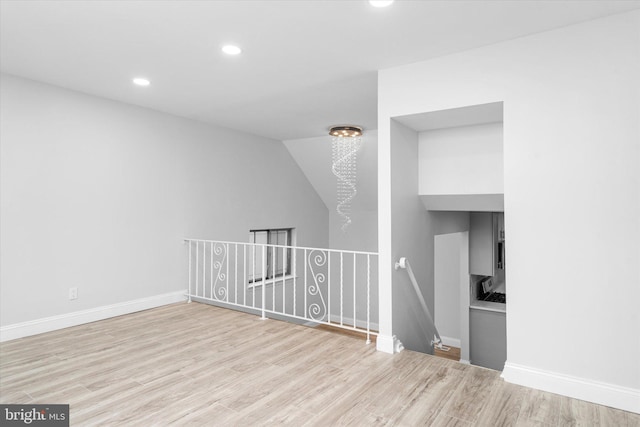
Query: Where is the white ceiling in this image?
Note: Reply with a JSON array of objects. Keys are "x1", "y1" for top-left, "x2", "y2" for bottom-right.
[{"x1": 2, "y1": 1, "x2": 638, "y2": 141}]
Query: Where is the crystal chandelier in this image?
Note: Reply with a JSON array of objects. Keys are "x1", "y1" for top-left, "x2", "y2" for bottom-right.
[{"x1": 330, "y1": 125, "x2": 363, "y2": 232}]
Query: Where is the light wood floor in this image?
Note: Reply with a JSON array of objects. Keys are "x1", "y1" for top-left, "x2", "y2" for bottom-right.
[
  {"x1": 1, "y1": 303, "x2": 637, "y2": 426},
  {"x1": 434, "y1": 346, "x2": 461, "y2": 363}
]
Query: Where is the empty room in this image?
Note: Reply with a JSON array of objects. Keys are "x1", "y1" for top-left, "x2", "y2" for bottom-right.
[{"x1": 1, "y1": 1, "x2": 639, "y2": 425}]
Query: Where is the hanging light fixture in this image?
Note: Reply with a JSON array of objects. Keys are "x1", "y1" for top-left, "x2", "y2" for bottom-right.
[{"x1": 330, "y1": 125, "x2": 363, "y2": 232}]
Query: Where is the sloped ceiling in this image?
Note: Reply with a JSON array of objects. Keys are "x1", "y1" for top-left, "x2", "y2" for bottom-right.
[{"x1": 284, "y1": 132, "x2": 378, "y2": 213}]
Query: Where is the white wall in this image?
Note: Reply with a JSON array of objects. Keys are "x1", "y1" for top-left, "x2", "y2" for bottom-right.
[
  {"x1": 329, "y1": 211, "x2": 377, "y2": 253},
  {"x1": 379, "y1": 10, "x2": 640, "y2": 412},
  {"x1": 419, "y1": 122, "x2": 503, "y2": 195},
  {"x1": 0, "y1": 74, "x2": 328, "y2": 328}
]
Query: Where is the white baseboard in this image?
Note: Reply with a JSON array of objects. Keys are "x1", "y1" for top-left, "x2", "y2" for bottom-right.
[
  {"x1": 376, "y1": 334, "x2": 403, "y2": 354},
  {"x1": 440, "y1": 336, "x2": 461, "y2": 348},
  {"x1": 0, "y1": 291, "x2": 187, "y2": 342},
  {"x1": 502, "y1": 362, "x2": 640, "y2": 414}
]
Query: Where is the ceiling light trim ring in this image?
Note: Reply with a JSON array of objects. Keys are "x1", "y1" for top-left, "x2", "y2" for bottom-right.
[
  {"x1": 329, "y1": 125, "x2": 363, "y2": 138},
  {"x1": 132, "y1": 77, "x2": 150, "y2": 86},
  {"x1": 222, "y1": 45, "x2": 242, "y2": 55}
]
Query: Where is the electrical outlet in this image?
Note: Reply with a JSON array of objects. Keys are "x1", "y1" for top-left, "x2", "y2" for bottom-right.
[{"x1": 68, "y1": 287, "x2": 78, "y2": 300}]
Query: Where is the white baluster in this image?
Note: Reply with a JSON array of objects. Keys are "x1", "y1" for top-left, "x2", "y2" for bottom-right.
[
  {"x1": 195, "y1": 241, "x2": 199, "y2": 298},
  {"x1": 210, "y1": 242, "x2": 213, "y2": 299},
  {"x1": 328, "y1": 251, "x2": 331, "y2": 324},
  {"x1": 293, "y1": 248, "x2": 297, "y2": 317},
  {"x1": 261, "y1": 245, "x2": 266, "y2": 319},
  {"x1": 367, "y1": 254, "x2": 371, "y2": 344},
  {"x1": 340, "y1": 251, "x2": 344, "y2": 326},
  {"x1": 187, "y1": 241, "x2": 192, "y2": 303},
  {"x1": 353, "y1": 252, "x2": 356, "y2": 329},
  {"x1": 252, "y1": 244, "x2": 256, "y2": 309},
  {"x1": 282, "y1": 245, "x2": 286, "y2": 314},
  {"x1": 304, "y1": 249, "x2": 307, "y2": 319}
]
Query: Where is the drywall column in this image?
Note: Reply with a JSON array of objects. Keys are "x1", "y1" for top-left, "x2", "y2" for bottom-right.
[
  {"x1": 376, "y1": 117, "x2": 395, "y2": 353},
  {"x1": 458, "y1": 231, "x2": 470, "y2": 364}
]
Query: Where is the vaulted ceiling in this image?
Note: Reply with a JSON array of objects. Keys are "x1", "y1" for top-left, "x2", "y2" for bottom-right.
[{"x1": 2, "y1": 1, "x2": 638, "y2": 140}]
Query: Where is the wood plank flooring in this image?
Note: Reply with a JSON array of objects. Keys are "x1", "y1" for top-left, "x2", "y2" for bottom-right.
[
  {"x1": 434, "y1": 346, "x2": 461, "y2": 362},
  {"x1": 1, "y1": 302, "x2": 637, "y2": 426}
]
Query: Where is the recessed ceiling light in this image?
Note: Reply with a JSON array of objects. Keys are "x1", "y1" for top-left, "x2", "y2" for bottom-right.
[
  {"x1": 369, "y1": 0, "x2": 394, "y2": 7},
  {"x1": 133, "y1": 78, "x2": 150, "y2": 86},
  {"x1": 222, "y1": 45, "x2": 242, "y2": 55}
]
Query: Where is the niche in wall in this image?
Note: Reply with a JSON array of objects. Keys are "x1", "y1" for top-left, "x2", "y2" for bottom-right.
[{"x1": 394, "y1": 102, "x2": 504, "y2": 212}]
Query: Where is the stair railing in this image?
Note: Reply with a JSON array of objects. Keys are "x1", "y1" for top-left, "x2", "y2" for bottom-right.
[
  {"x1": 395, "y1": 257, "x2": 449, "y2": 352},
  {"x1": 184, "y1": 238, "x2": 378, "y2": 344}
]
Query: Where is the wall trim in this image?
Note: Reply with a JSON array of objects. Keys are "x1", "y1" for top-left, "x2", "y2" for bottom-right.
[
  {"x1": 502, "y1": 362, "x2": 640, "y2": 414},
  {"x1": 0, "y1": 291, "x2": 187, "y2": 342},
  {"x1": 328, "y1": 314, "x2": 379, "y2": 333},
  {"x1": 440, "y1": 335, "x2": 461, "y2": 348},
  {"x1": 377, "y1": 334, "x2": 403, "y2": 354}
]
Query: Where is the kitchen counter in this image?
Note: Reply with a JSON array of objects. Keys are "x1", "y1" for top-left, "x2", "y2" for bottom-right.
[{"x1": 470, "y1": 299, "x2": 506, "y2": 313}]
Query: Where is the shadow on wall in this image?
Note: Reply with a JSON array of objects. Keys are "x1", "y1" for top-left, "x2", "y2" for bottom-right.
[
  {"x1": 392, "y1": 210, "x2": 470, "y2": 355},
  {"x1": 393, "y1": 271, "x2": 438, "y2": 355}
]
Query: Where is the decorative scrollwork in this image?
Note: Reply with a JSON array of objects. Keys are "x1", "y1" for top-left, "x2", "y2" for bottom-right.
[
  {"x1": 216, "y1": 286, "x2": 227, "y2": 299},
  {"x1": 309, "y1": 303, "x2": 322, "y2": 318},
  {"x1": 211, "y1": 243, "x2": 227, "y2": 301},
  {"x1": 307, "y1": 250, "x2": 327, "y2": 321}
]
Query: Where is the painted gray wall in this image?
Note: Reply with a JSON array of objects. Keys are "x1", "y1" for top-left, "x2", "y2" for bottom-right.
[
  {"x1": 469, "y1": 308, "x2": 506, "y2": 371},
  {"x1": 0, "y1": 74, "x2": 328, "y2": 326},
  {"x1": 434, "y1": 232, "x2": 462, "y2": 345},
  {"x1": 388, "y1": 118, "x2": 471, "y2": 354},
  {"x1": 389, "y1": 120, "x2": 433, "y2": 353}
]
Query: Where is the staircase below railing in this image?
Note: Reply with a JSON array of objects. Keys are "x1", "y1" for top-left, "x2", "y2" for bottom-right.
[
  {"x1": 184, "y1": 239, "x2": 379, "y2": 343},
  {"x1": 395, "y1": 257, "x2": 449, "y2": 352}
]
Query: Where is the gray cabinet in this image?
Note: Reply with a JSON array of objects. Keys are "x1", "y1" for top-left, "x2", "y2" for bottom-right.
[
  {"x1": 469, "y1": 212, "x2": 495, "y2": 276},
  {"x1": 470, "y1": 308, "x2": 506, "y2": 371}
]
